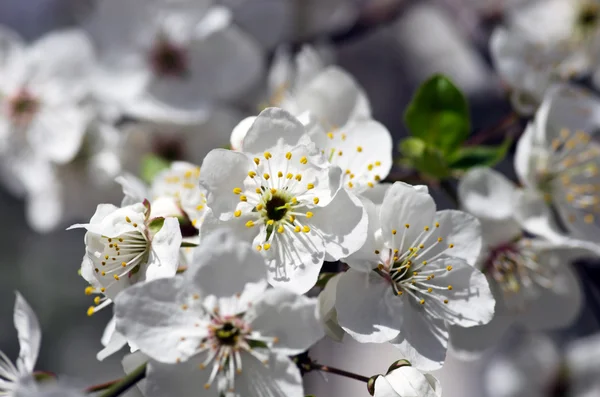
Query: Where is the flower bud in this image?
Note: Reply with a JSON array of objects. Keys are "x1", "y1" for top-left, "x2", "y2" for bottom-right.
[
  {"x1": 367, "y1": 374, "x2": 381, "y2": 396},
  {"x1": 386, "y1": 359, "x2": 412, "y2": 375}
]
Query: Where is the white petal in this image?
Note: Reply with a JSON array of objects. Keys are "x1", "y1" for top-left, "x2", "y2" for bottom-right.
[
  {"x1": 342, "y1": 194, "x2": 382, "y2": 272},
  {"x1": 458, "y1": 167, "x2": 519, "y2": 222},
  {"x1": 116, "y1": 173, "x2": 148, "y2": 206},
  {"x1": 248, "y1": 289, "x2": 323, "y2": 355},
  {"x1": 14, "y1": 292, "x2": 41, "y2": 374},
  {"x1": 230, "y1": 116, "x2": 256, "y2": 151},
  {"x1": 380, "y1": 182, "x2": 436, "y2": 246},
  {"x1": 373, "y1": 376, "x2": 398, "y2": 397},
  {"x1": 143, "y1": 354, "x2": 211, "y2": 397},
  {"x1": 145, "y1": 217, "x2": 182, "y2": 281},
  {"x1": 318, "y1": 273, "x2": 345, "y2": 342},
  {"x1": 432, "y1": 210, "x2": 482, "y2": 267},
  {"x1": 0, "y1": 25, "x2": 24, "y2": 76},
  {"x1": 26, "y1": 182, "x2": 63, "y2": 233},
  {"x1": 309, "y1": 188, "x2": 368, "y2": 261},
  {"x1": 513, "y1": 189, "x2": 566, "y2": 242},
  {"x1": 199, "y1": 149, "x2": 252, "y2": 218},
  {"x1": 359, "y1": 182, "x2": 391, "y2": 206},
  {"x1": 513, "y1": 122, "x2": 539, "y2": 189},
  {"x1": 386, "y1": 366, "x2": 442, "y2": 397},
  {"x1": 190, "y1": 228, "x2": 268, "y2": 298},
  {"x1": 114, "y1": 277, "x2": 203, "y2": 363},
  {"x1": 335, "y1": 269, "x2": 402, "y2": 343},
  {"x1": 235, "y1": 353, "x2": 304, "y2": 397},
  {"x1": 241, "y1": 108, "x2": 307, "y2": 154},
  {"x1": 390, "y1": 306, "x2": 449, "y2": 371}
]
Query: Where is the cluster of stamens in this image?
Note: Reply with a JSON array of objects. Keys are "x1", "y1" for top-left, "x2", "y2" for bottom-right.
[
  {"x1": 540, "y1": 128, "x2": 600, "y2": 226},
  {"x1": 6, "y1": 89, "x2": 39, "y2": 126},
  {"x1": 158, "y1": 166, "x2": 206, "y2": 227},
  {"x1": 374, "y1": 222, "x2": 455, "y2": 306},
  {"x1": 177, "y1": 296, "x2": 278, "y2": 394},
  {"x1": 85, "y1": 216, "x2": 150, "y2": 316},
  {"x1": 231, "y1": 151, "x2": 320, "y2": 255},
  {"x1": 149, "y1": 34, "x2": 189, "y2": 77}
]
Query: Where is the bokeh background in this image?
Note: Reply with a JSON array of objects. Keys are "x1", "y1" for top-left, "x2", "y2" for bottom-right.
[{"x1": 1, "y1": 0, "x2": 599, "y2": 396}]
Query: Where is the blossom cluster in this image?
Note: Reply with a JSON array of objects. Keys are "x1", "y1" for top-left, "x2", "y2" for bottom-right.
[{"x1": 2, "y1": 1, "x2": 600, "y2": 397}]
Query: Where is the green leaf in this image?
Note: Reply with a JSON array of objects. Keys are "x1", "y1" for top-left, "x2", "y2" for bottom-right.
[
  {"x1": 404, "y1": 75, "x2": 470, "y2": 154},
  {"x1": 399, "y1": 138, "x2": 451, "y2": 179},
  {"x1": 315, "y1": 272, "x2": 338, "y2": 289},
  {"x1": 247, "y1": 339, "x2": 269, "y2": 349},
  {"x1": 448, "y1": 137, "x2": 512, "y2": 170},
  {"x1": 148, "y1": 217, "x2": 165, "y2": 235},
  {"x1": 140, "y1": 154, "x2": 170, "y2": 184}
]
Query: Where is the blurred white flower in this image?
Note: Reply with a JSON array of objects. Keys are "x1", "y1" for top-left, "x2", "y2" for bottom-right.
[
  {"x1": 232, "y1": 46, "x2": 393, "y2": 193},
  {"x1": 491, "y1": 0, "x2": 600, "y2": 113},
  {"x1": 0, "y1": 292, "x2": 41, "y2": 397},
  {"x1": 370, "y1": 364, "x2": 442, "y2": 397},
  {"x1": 335, "y1": 181, "x2": 494, "y2": 370},
  {"x1": 513, "y1": 84, "x2": 600, "y2": 246},
  {"x1": 451, "y1": 167, "x2": 593, "y2": 358},
  {"x1": 83, "y1": 0, "x2": 263, "y2": 123},
  {"x1": 485, "y1": 332, "x2": 600, "y2": 397},
  {"x1": 114, "y1": 229, "x2": 324, "y2": 397},
  {"x1": 201, "y1": 108, "x2": 367, "y2": 294}
]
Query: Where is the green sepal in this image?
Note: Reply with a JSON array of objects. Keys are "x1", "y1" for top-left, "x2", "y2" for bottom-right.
[
  {"x1": 315, "y1": 272, "x2": 338, "y2": 289},
  {"x1": 386, "y1": 359, "x2": 412, "y2": 375},
  {"x1": 148, "y1": 217, "x2": 165, "y2": 235},
  {"x1": 140, "y1": 154, "x2": 170, "y2": 184},
  {"x1": 404, "y1": 74, "x2": 470, "y2": 155},
  {"x1": 247, "y1": 339, "x2": 269, "y2": 349},
  {"x1": 33, "y1": 371, "x2": 56, "y2": 383},
  {"x1": 448, "y1": 137, "x2": 512, "y2": 171},
  {"x1": 399, "y1": 138, "x2": 451, "y2": 179},
  {"x1": 181, "y1": 241, "x2": 199, "y2": 248},
  {"x1": 367, "y1": 375, "x2": 381, "y2": 396}
]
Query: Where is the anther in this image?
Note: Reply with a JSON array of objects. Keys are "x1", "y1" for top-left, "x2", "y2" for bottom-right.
[
  {"x1": 446, "y1": 266, "x2": 453, "y2": 271},
  {"x1": 300, "y1": 156, "x2": 308, "y2": 164},
  {"x1": 313, "y1": 197, "x2": 320, "y2": 204},
  {"x1": 264, "y1": 243, "x2": 271, "y2": 250},
  {"x1": 254, "y1": 158, "x2": 260, "y2": 165},
  {"x1": 234, "y1": 210, "x2": 242, "y2": 217},
  {"x1": 87, "y1": 306, "x2": 95, "y2": 316},
  {"x1": 286, "y1": 152, "x2": 292, "y2": 160},
  {"x1": 307, "y1": 183, "x2": 315, "y2": 190},
  {"x1": 264, "y1": 152, "x2": 272, "y2": 159},
  {"x1": 248, "y1": 171, "x2": 256, "y2": 178},
  {"x1": 246, "y1": 220, "x2": 255, "y2": 228},
  {"x1": 303, "y1": 225, "x2": 311, "y2": 233},
  {"x1": 392, "y1": 229, "x2": 397, "y2": 235},
  {"x1": 233, "y1": 187, "x2": 242, "y2": 194},
  {"x1": 306, "y1": 212, "x2": 313, "y2": 218},
  {"x1": 263, "y1": 173, "x2": 270, "y2": 180},
  {"x1": 419, "y1": 299, "x2": 425, "y2": 305},
  {"x1": 357, "y1": 146, "x2": 363, "y2": 152},
  {"x1": 447, "y1": 285, "x2": 453, "y2": 290}
]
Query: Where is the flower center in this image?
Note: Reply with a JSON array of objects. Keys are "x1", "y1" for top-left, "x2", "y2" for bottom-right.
[
  {"x1": 577, "y1": 2, "x2": 600, "y2": 31},
  {"x1": 214, "y1": 322, "x2": 241, "y2": 346},
  {"x1": 538, "y1": 128, "x2": 600, "y2": 226},
  {"x1": 149, "y1": 36, "x2": 188, "y2": 78},
  {"x1": 265, "y1": 193, "x2": 290, "y2": 222},
  {"x1": 7, "y1": 90, "x2": 39, "y2": 125}
]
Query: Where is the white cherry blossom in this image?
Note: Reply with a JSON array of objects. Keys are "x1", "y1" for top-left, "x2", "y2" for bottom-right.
[
  {"x1": 370, "y1": 365, "x2": 442, "y2": 397},
  {"x1": 0, "y1": 293, "x2": 41, "y2": 397},
  {"x1": 200, "y1": 108, "x2": 368, "y2": 294},
  {"x1": 83, "y1": 0, "x2": 263, "y2": 123},
  {"x1": 334, "y1": 181, "x2": 494, "y2": 370},
  {"x1": 451, "y1": 167, "x2": 592, "y2": 358},
  {"x1": 114, "y1": 228, "x2": 324, "y2": 397},
  {"x1": 513, "y1": 84, "x2": 600, "y2": 246}
]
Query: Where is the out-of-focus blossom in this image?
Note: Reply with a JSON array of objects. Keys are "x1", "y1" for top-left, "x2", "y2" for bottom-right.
[
  {"x1": 83, "y1": 0, "x2": 263, "y2": 124},
  {"x1": 201, "y1": 108, "x2": 367, "y2": 294},
  {"x1": 491, "y1": 0, "x2": 600, "y2": 113},
  {"x1": 221, "y1": 0, "x2": 361, "y2": 50},
  {"x1": 232, "y1": 46, "x2": 393, "y2": 193},
  {"x1": 0, "y1": 293, "x2": 41, "y2": 397},
  {"x1": 513, "y1": 84, "x2": 600, "y2": 247},
  {"x1": 114, "y1": 229, "x2": 324, "y2": 397},
  {"x1": 335, "y1": 181, "x2": 494, "y2": 370},
  {"x1": 485, "y1": 332, "x2": 600, "y2": 397},
  {"x1": 451, "y1": 167, "x2": 592, "y2": 358}
]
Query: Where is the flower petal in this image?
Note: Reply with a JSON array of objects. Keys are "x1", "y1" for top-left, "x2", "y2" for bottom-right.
[
  {"x1": 190, "y1": 228, "x2": 268, "y2": 298},
  {"x1": 241, "y1": 108, "x2": 307, "y2": 154},
  {"x1": 116, "y1": 173, "x2": 148, "y2": 206},
  {"x1": 248, "y1": 289, "x2": 323, "y2": 355},
  {"x1": 390, "y1": 306, "x2": 449, "y2": 371},
  {"x1": 513, "y1": 189, "x2": 566, "y2": 242},
  {"x1": 231, "y1": 116, "x2": 256, "y2": 151},
  {"x1": 342, "y1": 194, "x2": 383, "y2": 272},
  {"x1": 430, "y1": 210, "x2": 483, "y2": 268},
  {"x1": 143, "y1": 354, "x2": 211, "y2": 397},
  {"x1": 199, "y1": 149, "x2": 253, "y2": 219},
  {"x1": 14, "y1": 292, "x2": 41, "y2": 374},
  {"x1": 514, "y1": 122, "x2": 539, "y2": 189},
  {"x1": 114, "y1": 276, "x2": 204, "y2": 363},
  {"x1": 235, "y1": 353, "x2": 304, "y2": 397},
  {"x1": 145, "y1": 217, "x2": 182, "y2": 281},
  {"x1": 386, "y1": 366, "x2": 442, "y2": 397},
  {"x1": 309, "y1": 188, "x2": 368, "y2": 261},
  {"x1": 335, "y1": 269, "x2": 402, "y2": 343}
]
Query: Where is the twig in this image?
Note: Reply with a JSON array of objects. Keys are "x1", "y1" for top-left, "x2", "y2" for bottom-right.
[{"x1": 97, "y1": 363, "x2": 147, "y2": 397}]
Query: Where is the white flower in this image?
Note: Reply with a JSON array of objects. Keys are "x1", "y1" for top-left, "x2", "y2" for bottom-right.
[
  {"x1": 114, "y1": 228, "x2": 324, "y2": 397},
  {"x1": 0, "y1": 292, "x2": 41, "y2": 397},
  {"x1": 491, "y1": 0, "x2": 600, "y2": 113},
  {"x1": 318, "y1": 273, "x2": 345, "y2": 342},
  {"x1": 334, "y1": 181, "x2": 494, "y2": 370},
  {"x1": 232, "y1": 47, "x2": 392, "y2": 193},
  {"x1": 83, "y1": 0, "x2": 263, "y2": 123},
  {"x1": 451, "y1": 167, "x2": 591, "y2": 358},
  {"x1": 200, "y1": 108, "x2": 368, "y2": 294},
  {"x1": 513, "y1": 84, "x2": 600, "y2": 246},
  {"x1": 0, "y1": 26, "x2": 94, "y2": 163},
  {"x1": 371, "y1": 366, "x2": 442, "y2": 397}
]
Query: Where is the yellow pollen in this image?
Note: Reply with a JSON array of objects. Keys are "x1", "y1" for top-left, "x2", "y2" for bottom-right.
[
  {"x1": 303, "y1": 226, "x2": 311, "y2": 233},
  {"x1": 264, "y1": 152, "x2": 272, "y2": 159},
  {"x1": 424, "y1": 226, "x2": 430, "y2": 231},
  {"x1": 405, "y1": 224, "x2": 410, "y2": 228},
  {"x1": 300, "y1": 156, "x2": 308, "y2": 164},
  {"x1": 114, "y1": 275, "x2": 120, "y2": 280},
  {"x1": 357, "y1": 146, "x2": 363, "y2": 152},
  {"x1": 435, "y1": 222, "x2": 440, "y2": 228},
  {"x1": 246, "y1": 220, "x2": 255, "y2": 228},
  {"x1": 437, "y1": 237, "x2": 443, "y2": 242},
  {"x1": 377, "y1": 264, "x2": 384, "y2": 270},
  {"x1": 254, "y1": 158, "x2": 260, "y2": 165},
  {"x1": 196, "y1": 205, "x2": 204, "y2": 211},
  {"x1": 125, "y1": 216, "x2": 131, "y2": 223},
  {"x1": 192, "y1": 219, "x2": 198, "y2": 227},
  {"x1": 374, "y1": 175, "x2": 381, "y2": 181},
  {"x1": 256, "y1": 204, "x2": 264, "y2": 211},
  {"x1": 85, "y1": 286, "x2": 93, "y2": 295},
  {"x1": 368, "y1": 164, "x2": 374, "y2": 171},
  {"x1": 291, "y1": 197, "x2": 298, "y2": 204},
  {"x1": 255, "y1": 188, "x2": 261, "y2": 194},
  {"x1": 248, "y1": 171, "x2": 256, "y2": 178},
  {"x1": 341, "y1": 134, "x2": 347, "y2": 140},
  {"x1": 87, "y1": 306, "x2": 95, "y2": 316},
  {"x1": 240, "y1": 195, "x2": 247, "y2": 202},
  {"x1": 375, "y1": 161, "x2": 381, "y2": 166},
  {"x1": 277, "y1": 225, "x2": 284, "y2": 233},
  {"x1": 286, "y1": 152, "x2": 292, "y2": 160},
  {"x1": 278, "y1": 171, "x2": 283, "y2": 178},
  {"x1": 181, "y1": 304, "x2": 188, "y2": 310},
  {"x1": 422, "y1": 261, "x2": 427, "y2": 265},
  {"x1": 263, "y1": 243, "x2": 271, "y2": 250},
  {"x1": 392, "y1": 229, "x2": 397, "y2": 235},
  {"x1": 256, "y1": 245, "x2": 262, "y2": 251},
  {"x1": 427, "y1": 288, "x2": 432, "y2": 293},
  {"x1": 444, "y1": 299, "x2": 449, "y2": 304},
  {"x1": 204, "y1": 384, "x2": 210, "y2": 390},
  {"x1": 368, "y1": 182, "x2": 374, "y2": 188},
  {"x1": 338, "y1": 150, "x2": 343, "y2": 156},
  {"x1": 448, "y1": 244, "x2": 454, "y2": 248},
  {"x1": 270, "y1": 188, "x2": 277, "y2": 194},
  {"x1": 295, "y1": 174, "x2": 302, "y2": 181},
  {"x1": 263, "y1": 173, "x2": 270, "y2": 180},
  {"x1": 267, "y1": 220, "x2": 274, "y2": 225},
  {"x1": 419, "y1": 299, "x2": 425, "y2": 305},
  {"x1": 348, "y1": 182, "x2": 354, "y2": 188},
  {"x1": 294, "y1": 226, "x2": 301, "y2": 233},
  {"x1": 307, "y1": 183, "x2": 315, "y2": 189},
  {"x1": 234, "y1": 210, "x2": 242, "y2": 217},
  {"x1": 585, "y1": 214, "x2": 595, "y2": 223},
  {"x1": 327, "y1": 132, "x2": 334, "y2": 139},
  {"x1": 313, "y1": 197, "x2": 320, "y2": 204},
  {"x1": 94, "y1": 297, "x2": 101, "y2": 305},
  {"x1": 193, "y1": 294, "x2": 199, "y2": 300},
  {"x1": 121, "y1": 262, "x2": 127, "y2": 267},
  {"x1": 289, "y1": 215, "x2": 295, "y2": 222},
  {"x1": 132, "y1": 223, "x2": 138, "y2": 227},
  {"x1": 375, "y1": 250, "x2": 380, "y2": 254},
  {"x1": 100, "y1": 288, "x2": 105, "y2": 292},
  {"x1": 448, "y1": 285, "x2": 453, "y2": 290},
  {"x1": 286, "y1": 173, "x2": 293, "y2": 179},
  {"x1": 397, "y1": 291, "x2": 403, "y2": 296},
  {"x1": 233, "y1": 187, "x2": 242, "y2": 194},
  {"x1": 446, "y1": 266, "x2": 453, "y2": 271},
  {"x1": 306, "y1": 212, "x2": 313, "y2": 218}
]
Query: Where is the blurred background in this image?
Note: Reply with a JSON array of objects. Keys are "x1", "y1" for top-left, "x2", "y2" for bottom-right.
[{"x1": 0, "y1": 0, "x2": 599, "y2": 396}]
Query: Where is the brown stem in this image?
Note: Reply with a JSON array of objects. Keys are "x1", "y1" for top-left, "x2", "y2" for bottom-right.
[
  {"x1": 85, "y1": 379, "x2": 120, "y2": 393},
  {"x1": 310, "y1": 362, "x2": 370, "y2": 383}
]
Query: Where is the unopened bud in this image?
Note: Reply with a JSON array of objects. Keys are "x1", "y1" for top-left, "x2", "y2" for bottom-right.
[
  {"x1": 386, "y1": 359, "x2": 412, "y2": 374},
  {"x1": 367, "y1": 375, "x2": 381, "y2": 396}
]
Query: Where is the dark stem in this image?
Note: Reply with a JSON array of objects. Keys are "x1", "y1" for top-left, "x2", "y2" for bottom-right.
[
  {"x1": 439, "y1": 179, "x2": 459, "y2": 207},
  {"x1": 97, "y1": 363, "x2": 147, "y2": 397},
  {"x1": 309, "y1": 362, "x2": 370, "y2": 383},
  {"x1": 86, "y1": 379, "x2": 119, "y2": 393}
]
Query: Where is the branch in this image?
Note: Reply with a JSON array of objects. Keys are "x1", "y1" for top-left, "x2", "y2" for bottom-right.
[{"x1": 96, "y1": 363, "x2": 147, "y2": 397}]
